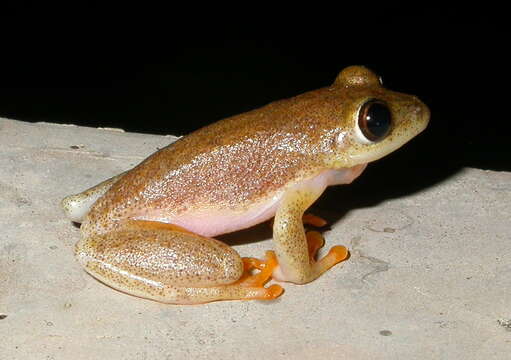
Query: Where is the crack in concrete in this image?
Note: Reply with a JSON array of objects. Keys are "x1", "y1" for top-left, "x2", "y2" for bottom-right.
[{"x1": 350, "y1": 236, "x2": 391, "y2": 283}]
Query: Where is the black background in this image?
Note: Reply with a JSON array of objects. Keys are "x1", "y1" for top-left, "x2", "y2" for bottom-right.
[{"x1": 0, "y1": 7, "x2": 506, "y2": 207}]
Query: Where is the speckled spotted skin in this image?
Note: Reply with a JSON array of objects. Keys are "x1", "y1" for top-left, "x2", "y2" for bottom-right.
[{"x1": 62, "y1": 66, "x2": 430, "y2": 304}]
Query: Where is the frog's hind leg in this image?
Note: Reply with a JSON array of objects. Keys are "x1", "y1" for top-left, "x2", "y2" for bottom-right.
[
  {"x1": 75, "y1": 220, "x2": 282, "y2": 304},
  {"x1": 61, "y1": 172, "x2": 126, "y2": 223}
]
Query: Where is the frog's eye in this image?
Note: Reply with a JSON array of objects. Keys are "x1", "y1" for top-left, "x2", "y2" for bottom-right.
[{"x1": 356, "y1": 100, "x2": 392, "y2": 143}]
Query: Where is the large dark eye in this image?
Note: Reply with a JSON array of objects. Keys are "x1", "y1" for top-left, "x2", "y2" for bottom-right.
[{"x1": 358, "y1": 100, "x2": 392, "y2": 142}]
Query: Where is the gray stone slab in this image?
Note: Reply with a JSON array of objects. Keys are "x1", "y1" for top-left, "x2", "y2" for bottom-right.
[{"x1": 1, "y1": 117, "x2": 510, "y2": 359}]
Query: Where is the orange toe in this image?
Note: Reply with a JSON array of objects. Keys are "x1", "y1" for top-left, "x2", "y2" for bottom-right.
[
  {"x1": 302, "y1": 213, "x2": 328, "y2": 227},
  {"x1": 329, "y1": 245, "x2": 349, "y2": 262},
  {"x1": 238, "y1": 252, "x2": 279, "y2": 288},
  {"x1": 306, "y1": 231, "x2": 326, "y2": 260},
  {"x1": 311, "y1": 245, "x2": 349, "y2": 276},
  {"x1": 265, "y1": 284, "x2": 284, "y2": 299}
]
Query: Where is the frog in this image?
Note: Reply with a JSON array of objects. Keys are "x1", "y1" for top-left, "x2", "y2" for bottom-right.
[{"x1": 61, "y1": 66, "x2": 430, "y2": 304}]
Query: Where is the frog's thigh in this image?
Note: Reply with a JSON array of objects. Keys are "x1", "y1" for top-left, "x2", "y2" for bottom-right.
[
  {"x1": 75, "y1": 220, "x2": 281, "y2": 304},
  {"x1": 272, "y1": 187, "x2": 348, "y2": 284}
]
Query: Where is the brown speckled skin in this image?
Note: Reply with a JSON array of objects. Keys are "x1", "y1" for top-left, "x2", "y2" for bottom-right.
[
  {"x1": 81, "y1": 66, "x2": 428, "y2": 236},
  {"x1": 65, "y1": 66, "x2": 430, "y2": 304}
]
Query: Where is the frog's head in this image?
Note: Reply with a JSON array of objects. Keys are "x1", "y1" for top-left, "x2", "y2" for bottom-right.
[{"x1": 330, "y1": 65, "x2": 430, "y2": 167}]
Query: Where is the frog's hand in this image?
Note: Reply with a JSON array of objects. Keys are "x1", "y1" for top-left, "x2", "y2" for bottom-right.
[
  {"x1": 75, "y1": 220, "x2": 282, "y2": 304},
  {"x1": 61, "y1": 172, "x2": 127, "y2": 223},
  {"x1": 271, "y1": 185, "x2": 349, "y2": 284}
]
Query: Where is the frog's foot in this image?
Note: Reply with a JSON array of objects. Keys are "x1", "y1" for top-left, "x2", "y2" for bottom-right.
[
  {"x1": 233, "y1": 255, "x2": 283, "y2": 297},
  {"x1": 179, "y1": 255, "x2": 283, "y2": 303},
  {"x1": 303, "y1": 216, "x2": 348, "y2": 273},
  {"x1": 271, "y1": 230, "x2": 349, "y2": 284},
  {"x1": 76, "y1": 220, "x2": 283, "y2": 304},
  {"x1": 306, "y1": 231, "x2": 348, "y2": 275}
]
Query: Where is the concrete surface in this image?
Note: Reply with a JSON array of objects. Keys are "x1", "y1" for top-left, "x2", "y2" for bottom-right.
[{"x1": 0, "y1": 117, "x2": 510, "y2": 360}]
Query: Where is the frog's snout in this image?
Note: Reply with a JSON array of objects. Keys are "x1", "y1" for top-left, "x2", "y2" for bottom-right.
[{"x1": 414, "y1": 98, "x2": 430, "y2": 132}]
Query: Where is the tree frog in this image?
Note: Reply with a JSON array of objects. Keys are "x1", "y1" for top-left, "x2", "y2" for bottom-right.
[{"x1": 61, "y1": 66, "x2": 430, "y2": 304}]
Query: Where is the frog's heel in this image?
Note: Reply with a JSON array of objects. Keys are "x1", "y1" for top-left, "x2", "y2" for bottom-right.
[
  {"x1": 61, "y1": 171, "x2": 126, "y2": 223},
  {"x1": 75, "y1": 220, "x2": 282, "y2": 304},
  {"x1": 271, "y1": 184, "x2": 350, "y2": 284}
]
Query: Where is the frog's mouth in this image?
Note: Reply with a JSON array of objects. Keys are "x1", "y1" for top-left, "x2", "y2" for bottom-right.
[{"x1": 348, "y1": 119, "x2": 428, "y2": 165}]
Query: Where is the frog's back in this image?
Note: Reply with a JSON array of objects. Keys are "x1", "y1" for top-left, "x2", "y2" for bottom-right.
[
  {"x1": 79, "y1": 66, "x2": 430, "y2": 237},
  {"x1": 82, "y1": 88, "x2": 344, "y2": 235}
]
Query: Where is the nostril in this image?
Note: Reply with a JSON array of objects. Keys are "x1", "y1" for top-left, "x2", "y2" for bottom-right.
[{"x1": 410, "y1": 104, "x2": 429, "y2": 121}]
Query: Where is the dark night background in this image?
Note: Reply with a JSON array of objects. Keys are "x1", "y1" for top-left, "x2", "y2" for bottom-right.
[{"x1": 0, "y1": 7, "x2": 507, "y2": 206}]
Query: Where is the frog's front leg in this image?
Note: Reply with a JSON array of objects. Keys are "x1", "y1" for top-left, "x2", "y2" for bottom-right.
[
  {"x1": 271, "y1": 184, "x2": 348, "y2": 284},
  {"x1": 76, "y1": 220, "x2": 282, "y2": 304}
]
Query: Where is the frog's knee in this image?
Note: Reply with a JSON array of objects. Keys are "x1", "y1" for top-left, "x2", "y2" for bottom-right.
[
  {"x1": 61, "y1": 173, "x2": 124, "y2": 222},
  {"x1": 61, "y1": 193, "x2": 97, "y2": 222}
]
